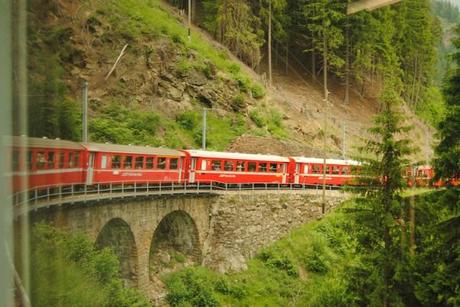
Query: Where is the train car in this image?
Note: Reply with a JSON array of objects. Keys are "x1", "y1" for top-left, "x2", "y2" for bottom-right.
[
  {"x1": 183, "y1": 150, "x2": 290, "y2": 184},
  {"x1": 289, "y1": 157, "x2": 360, "y2": 186},
  {"x1": 10, "y1": 136, "x2": 86, "y2": 191},
  {"x1": 83, "y1": 143, "x2": 186, "y2": 185},
  {"x1": 405, "y1": 165, "x2": 435, "y2": 187}
]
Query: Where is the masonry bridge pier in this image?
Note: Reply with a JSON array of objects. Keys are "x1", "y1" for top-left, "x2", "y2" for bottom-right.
[{"x1": 29, "y1": 189, "x2": 347, "y2": 301}]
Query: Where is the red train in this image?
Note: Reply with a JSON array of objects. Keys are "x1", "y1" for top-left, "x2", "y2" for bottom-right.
[{"x1": 9, "y1": 136, "x2": 447, "y2": 193}]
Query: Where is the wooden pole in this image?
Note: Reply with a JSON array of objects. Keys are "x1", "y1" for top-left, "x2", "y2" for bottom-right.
[
  {"x1": 322, "y1": 20, "x2": 328, "y2": 215},
  {"x1": 188, "y1": 0, "x2": 192, "y2": 41},
  {"x1": 268, "y1": 0, "x2": 272, "y2": 86}
]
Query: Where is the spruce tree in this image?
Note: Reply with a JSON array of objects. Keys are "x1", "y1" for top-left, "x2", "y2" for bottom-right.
[
  {"x1": 353, "y1": 74, "x2": 413, "y2": 305},
  {"x1": 434, "y1": 24, "x2": 460, "y2": 180}
]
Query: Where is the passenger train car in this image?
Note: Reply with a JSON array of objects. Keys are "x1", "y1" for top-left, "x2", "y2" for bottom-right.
[
  {"x1": 183, "y1": 150, "x2": 290, "y2": 184},
  {"x1": 9, "y1": 136, "x2": 445, "y2": 192},
  {"x1": 289, "y1": 157, "x2": 360, "y2": 186},
  {"x1": 83, "y1": 143, "x2": 185, "y2": 185},
  {"x1": 10, "y1": 137, "x2": 86, "y2": 191}
]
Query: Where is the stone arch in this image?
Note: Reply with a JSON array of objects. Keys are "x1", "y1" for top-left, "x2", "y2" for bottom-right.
[
  {"x1": 95, "y1": 218, "x2": 138, "y2": 287},
  {"x1": 149, "y1": 210, "x2": 201, "y2": 277}
]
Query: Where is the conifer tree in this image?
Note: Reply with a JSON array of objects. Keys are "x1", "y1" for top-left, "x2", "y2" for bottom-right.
[
  {"x1": 434, "y1": 24, "x2": 460, "y2": 180},
  {"x1": 353, "y1": 72, "x2": 413, "y2": 305}
]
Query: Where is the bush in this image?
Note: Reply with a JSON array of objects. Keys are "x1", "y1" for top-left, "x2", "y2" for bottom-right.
[
  {"x1": 251, "y1": 83, "x2": 266, "y2": 99},
  {"x1": 165, "y1": 268, "x2": 219, "y2": 307},
  {"x1": 231, "y1": 94, "x2": 247, "y2": 111},
  {"x1": 303, "y1": 234, "x2": 332, "y2": 274},
  {"x1": 258, "y1": 249, "x2": 298, "y2": 277},
  {"x1": 249, "y1": 109, "x2": 266, "y2": 128},
  {"x1": 30, "y1": 223, "x2": 149, "y2": 307}
]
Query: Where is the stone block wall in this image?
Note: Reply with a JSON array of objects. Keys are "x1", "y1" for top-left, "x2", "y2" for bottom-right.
[{"x1": 202, "y1": 190, "x2": 346, "y2": 272}]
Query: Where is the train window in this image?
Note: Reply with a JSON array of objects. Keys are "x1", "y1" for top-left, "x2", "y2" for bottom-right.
[
  {"x1": 342, "y1": 167, "x2": 349, "y2": 175},
  {"x1": 158, "y1": 157, "x2": 166, "y2": 169},
  {"x1": 326, "y1": 166, "x2": 331, "y2": 174},
  {"x1": 248, "y1": 162, "x2": 256, "y2": 172},
  {"x1": 101, "y1": 155, "x2": 108, "y2": 169},
  {"x1": 303, "y1": 165, "x2": 309, "y2": 174},
  {"x1": 36, "y1": 152, "x2": 46, "y2": 169},
  {"x1": 27, "y1": 151, "x2": 32, "y2": 170},
  {"x1": 135, "y1": 157, "x2": 144, "y2": 169},
  {"x1": 236, "y1": 161, "x2": 245, "y2": 172},
  {"x1": 146, "y1": 157, "x2": 154, "y2": 169},
  {"x1": 68, "y1": 152, "x2": 74, "y2": 168},
  {"x1": 48, "y1": 152, "x2": 55, "y2": 169},
  {"x1": 259, "y1": 163, "x2": 267, "y2": 172},
  {"x1": 124, "y1": 156, "x2": 133, "y2": 169},
  {"x1": 58, "y1": 152, "x2": 65, "y2": 168},
  {"x1": 170, "y1": 158, "x2": 178, "y2": 170},
  {"x1": 112, "y1": 155, "x2": 121, "y2": 169},
  {"x1": 332, "y1": 166, "x2": 340, "y2": 175},
  {"x1": 270, "y1": 163, "x2": 277, "y2": 172},
  {"x1": 74, "y1": 152, "x2": 80, "y2": 167},
  {"x1": 211, "y1": 160, "x2": 221, "y2": 171},
  {"x1": 224, "y1": 161, "x2": 234, "y2": 171},
  {"x1": 312, "y1": 165, "x2": 321, "y2": 174},
  {"x1": 12, "y1": 151, "x2": 19, "y2": 171}
]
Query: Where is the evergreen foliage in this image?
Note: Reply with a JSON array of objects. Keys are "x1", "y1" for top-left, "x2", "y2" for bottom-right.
[
  {"x1": 202, "y1": 0, "x2": 264, "y2": 68},
  {"x1": 433, "y1": 0, "x2": 460, "y2": 23},
  {"x1": 434, "y1": 24, "x2": 460, "y2": 180},
  {"x1": 351, "y1": 73, "x2": 414, "y2": 304}
]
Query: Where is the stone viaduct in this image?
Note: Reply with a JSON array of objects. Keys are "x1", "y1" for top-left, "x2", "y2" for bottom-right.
[{"x1": 31, "y1": 190, "x2": 347, "y2": 301}]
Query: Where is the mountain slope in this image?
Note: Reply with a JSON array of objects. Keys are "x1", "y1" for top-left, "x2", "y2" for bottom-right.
[{"x1": 27, "y1": 0, "x2": 434, "y2": 161}]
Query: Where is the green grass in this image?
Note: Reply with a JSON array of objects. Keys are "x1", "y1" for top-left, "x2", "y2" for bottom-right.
[
  {"x1": 249, "y1": 106, "x2": 288, "y2": 139},
  {"x1": 164, "y1": 205, "x2": 361, "y2": 306}
]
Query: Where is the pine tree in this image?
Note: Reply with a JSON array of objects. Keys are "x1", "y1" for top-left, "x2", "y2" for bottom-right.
[{"x1": 434, "y1": 24, "x2": 460, "y2": 180}]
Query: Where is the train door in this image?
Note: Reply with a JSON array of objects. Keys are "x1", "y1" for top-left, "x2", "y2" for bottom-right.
[
  {"x1": 178, "y1": 157, "x2": 183, "y2": 183},
  {"x1": 282, "y1": 163, "x2": 287, "y2": 184},
  {"x1": 189, "y1": 158, "x2": 197, "y2": 183},
  {"x1": 86, "y1": 152, "x2": 95, "y2": 185},
  {"x1": 294, "y1": 163, "x2": 300, "y2": 184}
]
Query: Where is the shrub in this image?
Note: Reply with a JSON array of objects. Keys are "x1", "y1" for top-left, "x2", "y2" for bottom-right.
[
  {"x1": 303, "y1": 235, "x2": 331, "y2": 274},
  {"x1": 30, "y1": 223, "x2": 149, "y2": 307},
  {"x1": 249, "y1": 109, "x2": 266, "y2": 128},
  {"x1": 251, "y1": 83, "x2": 266, "y2": 99},
  {"x1": 231, "y1": 94, "x2": 247, "y2": 111},
  {"x1": 258, "y1": 249, "x2": 298, "y2": 277},
  {"x1": 165, "y1": 268, "x2": 219, "y2": 307}
]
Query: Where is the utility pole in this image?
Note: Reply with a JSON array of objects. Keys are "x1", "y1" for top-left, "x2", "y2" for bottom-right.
[
  {"x1": 342, "y1": 121, "x2": 346, "y2": 159},
  {"x1": 268, "y1": 0, "x2": 272, "y2": 86},
  {"x1": 82, "y1": 80, "x2": 88, "y2": 143},
  {"x1": 202, "y1": 108, "x2": 207, "y2": 150},
  {"x1": 322, "y1": 21, "x2": 328, "y2": 215},
  {"x1": 345, "y1": 17, "x2": 350, "y2": 105},
  {"x1": 188, "y1": 0, "x2": 192, "y2": 42}
]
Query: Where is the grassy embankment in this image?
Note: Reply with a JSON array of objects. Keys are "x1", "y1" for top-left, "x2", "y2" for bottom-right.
[{"x1": 164, "y1": 188, "x2": 451, "y2": 306}]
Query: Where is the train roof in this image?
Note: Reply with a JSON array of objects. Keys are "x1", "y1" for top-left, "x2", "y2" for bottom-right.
[
  {"x1": 9, "y1": 136, "x2": 83, "y2": 150},
  {"x1": 291, "y1": 156, "x2": 361, "y2": 166},
  {"x1": 185, "y1": 150, "x2": 290, "y2": 162},
  {"x1": 83, "y1": 142, "x2": 185, "y2": 156}
]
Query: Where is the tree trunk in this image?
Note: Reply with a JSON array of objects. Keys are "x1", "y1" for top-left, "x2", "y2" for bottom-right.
[
  {"x1": 285, "y1": 42, "x2": 289, "y2": 75},
  {"x1": 345, "y1": 23, "x2": 350, "y2": 105},
  {"x1": 268, "y1": 0, "x2": 272, "y2": 85},
  {"x1": 312, "y1": 49, "x2": 316, "y2": 81},
  {"x1": 409, "y1": 194, "x2": 415, "y2": 256}
]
